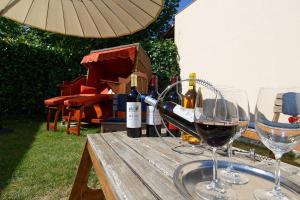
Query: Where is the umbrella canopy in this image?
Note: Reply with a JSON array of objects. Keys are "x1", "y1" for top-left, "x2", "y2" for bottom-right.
[{"x1": 0, "y1": 0, "x2": 164, "y2": 38}]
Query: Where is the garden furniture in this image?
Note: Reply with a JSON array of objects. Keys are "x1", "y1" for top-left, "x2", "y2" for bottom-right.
[{"x1": 69, "y1": 131, "x2": 300, "y2": 200}]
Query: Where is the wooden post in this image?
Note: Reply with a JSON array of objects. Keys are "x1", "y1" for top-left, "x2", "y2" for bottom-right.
[
  {"x1": 47, "y1": 108, "x2": 52, "y2": 131},
  {"x1": 53, "y1": 106, "x2": 62, "y2": 131},
  {"x1": 67, "y1": 110, "x2": 72, "y2": 135},
  {"x1": 69, "y1": 142, "x2": 104, "y2": 200}
]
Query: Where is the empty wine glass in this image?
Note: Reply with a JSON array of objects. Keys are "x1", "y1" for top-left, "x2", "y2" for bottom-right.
[
  {"x1": 221, "y1": 89, "x2": 250, "y2": 184},
  {"x1": 194, "y1": 87, "x2": 239, "y2": 200},
  {"x1": 254, "y1": 87, "x2": 300, "y2": 200}
]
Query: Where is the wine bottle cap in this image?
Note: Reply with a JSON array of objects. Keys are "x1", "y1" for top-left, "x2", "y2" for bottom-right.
[
  {"x1": 131, "y1": 73, "x2": 138, "y2": 87},
  {"x1": 144, "y1": 96, "x2": 157, "y2": 107}
]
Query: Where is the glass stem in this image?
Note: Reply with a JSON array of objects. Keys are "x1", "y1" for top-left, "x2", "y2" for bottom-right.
[
  {"x1": 212, "y1": 147, "x2": 218, "y2": 182},
  {"x1": 273, "y1": 154, "x2": 282, "y2": 194},
  {"x1": 227, "y1": 140, "x2": 233, "y2": 171}
]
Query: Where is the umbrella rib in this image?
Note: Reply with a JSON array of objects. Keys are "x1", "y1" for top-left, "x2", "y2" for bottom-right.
[
  {"x1": 123, "y1": 0, "x2": 153, "y2": 19},
  {"x1": 127, "y1": 0, "x2": 156, "y2": 19},
  {"x1": 23, "y1": 0, "x2": 35, "y2": 23},
  {"x1": 149, "y1": 0, "x2": 163, "y2": 6},
  {"x1": 82, "y1": 0, "x2": 102, "y2": 38},
  {"x1": 101, "y1": 0, "x2": 131, "y2": 34},
  {"x1": 0, "y1": 0, "x2": 19, "y2": 16},
  {"x1": 70, "y1": 0, "x2": 84, "y2": 37},
  {"x1": 45, "y1": 0, "x2": 50, "y2": 30},
  {"x1": 90, "y1": 0, "x2": 117, "y2": 37},
  {"x1": 60, "y1": 0, "x2": 66, "y2": 34},
  {"x1": 111, "y1": 0, "x2": 144, "y2": 28}
]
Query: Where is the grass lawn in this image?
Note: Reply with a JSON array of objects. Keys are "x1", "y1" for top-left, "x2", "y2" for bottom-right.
[{"x1": 0, "y1": 115, "x2": 99, "y2": 200}]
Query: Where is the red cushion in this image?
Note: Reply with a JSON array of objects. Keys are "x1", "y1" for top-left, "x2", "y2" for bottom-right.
[
  {"x1": 44, "y1": 96, "x2": 73, "y2": 106},
  {"x1": 64, "y1": 94, "x2": 113, "y2": 107},
  {"x1": 80, "y1": 85, "x2": 97, "y2": 94}
]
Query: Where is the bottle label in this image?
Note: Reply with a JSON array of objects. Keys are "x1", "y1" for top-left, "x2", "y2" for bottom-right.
[
  {"x1": 168, "y1": 123, "x2": 178, "y2": 130},
  {"x1": 173, "y1": 105, "x2": 194, "y2": 123},
  {"x1": 126, "y1": 102, "x2": 141, "y2": 128},
  {"x1": 146, "y1": 106, "x2": 162, "y2": 125}
]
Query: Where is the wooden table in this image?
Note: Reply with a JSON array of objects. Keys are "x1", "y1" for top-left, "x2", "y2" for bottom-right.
[{"x1": 69, "y1": 131, "x2": 300, "y2": 200}]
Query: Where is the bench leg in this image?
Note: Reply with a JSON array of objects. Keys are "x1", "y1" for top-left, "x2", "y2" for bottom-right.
[
  {"x1": 53, "y1": 106, "x2": 62, "y2": 131},
  {"x1": 67, "y1": 110, "x2": 72, "y2": 135},
  {"x1": 46, "y1": 106, "x2": 63, "y2": 131},
  {"x1": 76, "y1": 107, "x2": 83, "y2": 136},
  {"x1": 66, "y1": 107, "x2": 83, "y2": 136},
  {"x1": 47, "y1": 108, "x2": 52, "y2": 131},
  {"x1": 69, "y1": 143, "x2": 104, "y2": 200}
]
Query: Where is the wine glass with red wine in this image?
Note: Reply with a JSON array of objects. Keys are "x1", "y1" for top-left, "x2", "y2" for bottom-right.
[{"x1": 194, "y1": 87, "x2": 239, "y2": 200}]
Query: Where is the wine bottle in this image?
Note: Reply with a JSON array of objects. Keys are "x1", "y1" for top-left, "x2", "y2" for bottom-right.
[
  {"x1": 146, "y1": 74, "x2": 162, "y2": 137},
  {"x1": 166, "y1": 76, "x2": 182, "y2": 137},
  {"x1": 182, "y1": 73, "x2": 201, "y2": 145},
  {"x1": 144, "y1": 96, "x2": 199, "y2": 139},
  {"x1": 126, "y1": 73, "x2": 142, "y2": 138}
]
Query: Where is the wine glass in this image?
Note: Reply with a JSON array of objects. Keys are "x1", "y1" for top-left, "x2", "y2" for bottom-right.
[
  {"x1": 194, "y1": 87, "x2": 239, "y2": 200},
  {"x1": 254, "y1": 87, "x2": 300, "y2": 200},
  {"x1": 221, "y1": 89, "x2": 250, "y2": 184}
]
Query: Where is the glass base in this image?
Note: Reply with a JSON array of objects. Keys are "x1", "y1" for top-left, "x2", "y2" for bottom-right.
[
  {"x1": 195, "y1": 179, "x2": 236, "y2": 200},
  {"x1": 172, "y1": 144, "x2": 204, "y2": 155},
  {"x1": 254, "y1": 189, "x2": 299, "y2": 200},
  {"x1": 220, "y1": 168, "x2": 249, "y2": 185}
]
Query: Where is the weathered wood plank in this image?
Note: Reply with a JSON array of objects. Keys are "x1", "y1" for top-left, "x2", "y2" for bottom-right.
[
  {"x1": 136, "y1": 136, "x2": 200, "y2": 163},
  {"x1": 87, "y1": 132, "x2": 300, "y2": 200},
  {"x1": 101, "y1": 133, "x2": 186, "y2": 200},
  {"x1": 87, "y1": 135, "x2": 157, "y2": 200},
  {"x1": 114, "y1": 132, "x2": 194, "y2": 178},
  {"x1": 159, "y1": 137, "x2": 213, "y2": 160}
]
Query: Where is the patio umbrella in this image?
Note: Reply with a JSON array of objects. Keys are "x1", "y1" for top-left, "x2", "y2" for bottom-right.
[{"x1": 0, "y1": 0, "x2": 164, "y2": 38}]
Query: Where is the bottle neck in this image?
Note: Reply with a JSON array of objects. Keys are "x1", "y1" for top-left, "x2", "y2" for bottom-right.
[
  {"x1": 171, "y1": 76, "x2": 179, "y2": 92},
  {"x1": 188, "y1": 84, "x2": 196, "y2": 91},
  {"x1": 145, "y1": 96, "x2": 158, "y2": 107},
  {"x1": 175, "y1": 83, "x2": 180, "y2": 93},
  {"x1": 151, "y1": 76, "x2": 158, "y2": 92},
  {"x1": 131, "y1": 73, "x2": 138, "y2": 88}
]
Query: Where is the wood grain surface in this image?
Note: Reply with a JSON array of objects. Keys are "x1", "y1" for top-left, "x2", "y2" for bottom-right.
[{"x1": 81, "y1": 132, "x2": 300, "y2": 200}]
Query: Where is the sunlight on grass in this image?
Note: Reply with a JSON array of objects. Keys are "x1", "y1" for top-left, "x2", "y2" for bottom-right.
[{"x1": 0, "y1": 116, "x2": 99, "y2": 200}]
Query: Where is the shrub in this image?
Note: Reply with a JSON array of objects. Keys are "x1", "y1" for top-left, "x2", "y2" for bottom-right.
[{"x1": 0, "y1": 39, "x2": 179, "y2": 114}]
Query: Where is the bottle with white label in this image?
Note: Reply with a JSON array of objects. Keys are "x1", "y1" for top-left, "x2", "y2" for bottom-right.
[
  {"x1": 126, "y1": 73, "x2": 141, "y2": 138},
  {"x1": 144, "y1": 96, "x2": 199, "y2": 139},
  {"x1": 146, "y1": 74, "x2": 161, "y2": 137}
]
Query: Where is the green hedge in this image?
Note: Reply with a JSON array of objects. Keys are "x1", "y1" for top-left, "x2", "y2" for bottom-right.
[
  {"x1": 0, "y1": 40, "x2": 179, "y2": 114},
  {"x1": 0, "y1": 40, "x2": 85, "y2": 114}
]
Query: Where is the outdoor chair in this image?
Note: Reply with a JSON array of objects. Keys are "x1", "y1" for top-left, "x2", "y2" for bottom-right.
[
  {"x1": 244, "y1": 92, "x2": 300, "y2": 152},
  {"x1": 44, "y1": 75, "x2": 87, "y2": 131},
  {"x1": 44, "y1": 43, "x2": 152, "y2": 135}
]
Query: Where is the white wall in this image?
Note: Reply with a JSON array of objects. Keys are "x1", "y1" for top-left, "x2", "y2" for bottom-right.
[{"x1": 175, "y1": 0, "x2": 300, "y2": 114}]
